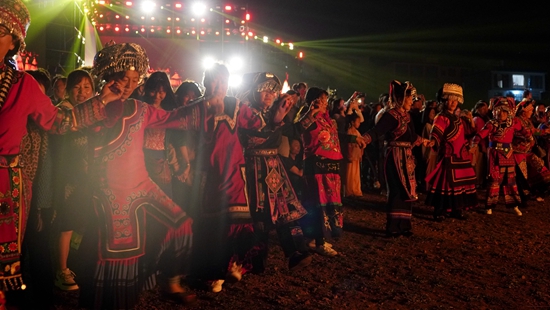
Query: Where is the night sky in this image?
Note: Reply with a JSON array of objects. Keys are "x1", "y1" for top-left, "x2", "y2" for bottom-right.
[{"x1": 247, "y1": 0, "x2": 550, "y2": 70}]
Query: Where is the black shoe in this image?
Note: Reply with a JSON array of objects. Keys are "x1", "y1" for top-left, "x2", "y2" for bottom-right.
[
  {"x1": 288, "y1": 251, "x2": 312, "y2": 271},
  {"x1": 433, "y1": 215, "x2": 446, "y2": 222}
]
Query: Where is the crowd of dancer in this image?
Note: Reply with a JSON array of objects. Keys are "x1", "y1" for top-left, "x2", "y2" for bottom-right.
[{"x1": 2, "y1": 0, "x2": 550, "y2": 309}]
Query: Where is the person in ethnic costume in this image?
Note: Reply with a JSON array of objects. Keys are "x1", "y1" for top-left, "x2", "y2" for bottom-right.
[
  {"x1": 363, "y1": 80, "x2": 429, "y2": 237},
  {"x1": 0, "y1": 0, "x2": 118, "y2": 305},
  {"x1": 512, "y1": 99, "x2": 550, "y2": 206},
  {"x1": 189, "y1": 64, "x2": 257, "y2": 293},
  {"x1": 297, "y1": 87, "x2": 364, "y2": 255},
  {"x1": 76, "y1": 43, "x2": 202, "y2": 309},
  {"x1": 537, "y1": 107, "x2": 550, "y2": 169},
  {"x1": 237, "y1": 72, "x2": 311, "y2": 273},
  {"x1": 472, "y1": 97, "x2": 525, "y2": 216},
  {"x1": 425, "y1": 84, "x2": 478, "y2": 221}
]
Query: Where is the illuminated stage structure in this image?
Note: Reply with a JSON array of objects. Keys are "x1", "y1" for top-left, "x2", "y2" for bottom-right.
[{"x1": 25, "y1": 0, "x2": 306, "y2": 92}]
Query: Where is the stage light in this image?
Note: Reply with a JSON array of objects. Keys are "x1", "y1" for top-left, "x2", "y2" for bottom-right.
[
  {"x1": 191, "y1": 30, "x2": 196, "y2": 34},
  {"x1": 192, "y1": 2, "x2": 207, "y2": 16},
  {"x1": 228, "y1": 56, "x2": 244, "y2": 71},
  {"x1": 141, "y1": 1, "x2": 156, "y2": 12},
  {"x1": 215, "y1": 31, "x2": 219, "y2": 35},
  {"x1": 225, "y1": 5, "x2": 232, "y2": 11},
  {"x1": 247, "y1": 31, "x2": 253, "y2": 37},
  {"x1": 245, "y1": 13, "x2": 250, "y2": 21},
  {"x1": 151, "y1": 28, "x2": 155, "y2": 32},
  {"x1": 125, "y1": 15, "x2": 130, "y2": 19},
  {"x1": 141, "y1": 27, "x2": 145, "y2": 32},
  {"x1": 175, "y1": 3, "x2": 182, "y2": 9},
  {"x1": 225, "y1": 19, "x2": 230, "y2": 24},
  {"x1": 166, "y1": 29, "x2": 171, "y2": 33},
  {"x1": 275, "y1": 39, "x2": 281, "y2": 44},
  {"x1": 229, "y1": 75, "x2": 242, "y2": 88},
  {"x1": 125, "y1": 1, "x2": 132, "y2": 6},
  {"x1": 202, "y1": 57, "x2": 216, "y2": 70},
  {"x1": 191, "y1": 18, "x2": 195, "y2": 22},
  {"x1": 201, "y1": 18, "x2": 205, "y2": 23},
  {"x1": 176, "y1": 29, "x2": 181, "y2": 34},
  {"x1": 99, "y1": 26, "x2": 104, "y2": 31},
  {"x1": 176, "y1": 17, "x2": 180, "y2": 21},
  {"x1": 115, "y1": 14, "x2": 120, "y2": 19},
  {"x1": 200, "y1": 30, "x2": 205, "y2": 35},
  {"x1": 114, "y1": 26, "x2": 119, "y2": 31},
  {"x1": 298, "y1": 51, "x2": 304, "y2": 59},
  {"x1": 289, "y1": 43, "x2": 294, "y2": 50},
  {"x1": 226, "y1": 31, "x2": 230, "y2": 35},
  {"x1": 125, "y1": 27, "x2": 130, "y2": 31},
  {"x1": 141, "y1": 16, "x2": 145, "y2": 20},
  {"x1": 98, "y1": 0, "x2": 105, "y2": 5},
  {"x1": 99, "y1": 14, "x2": 104, "y2": 18},
  {"x1": 151, "y1": 17, "x2": 155, "y2": 21},
  {"x1": 263, "y1": 36, "x2": 268, "y2": 43}
]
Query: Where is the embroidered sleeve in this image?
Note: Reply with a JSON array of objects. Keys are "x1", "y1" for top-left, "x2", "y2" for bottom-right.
[
  {"x1": 146, "y1": 101, "x2": 204, "y2": 131},
  {"x1": 473, "y1": 119, "x2": 495, "y2": 142},
  {"x1": 49, "y1": 96, "x2": 107, "y2": 134}
]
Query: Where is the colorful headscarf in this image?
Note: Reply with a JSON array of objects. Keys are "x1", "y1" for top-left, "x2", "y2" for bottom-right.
[{"x1": 0, "y1": 0, "x2": 30, "y2": 52}]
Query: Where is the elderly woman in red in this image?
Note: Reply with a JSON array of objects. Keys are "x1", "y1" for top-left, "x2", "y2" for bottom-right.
[
  {"x1": 1, "y1": 0, "x2": 119, "y2": 304},
  {"x1": 298, "y1": 87, "x2": 364, "y2": 256},
  {"x1": 425, "y1": 84, "x2": 478, "y2": 222}
]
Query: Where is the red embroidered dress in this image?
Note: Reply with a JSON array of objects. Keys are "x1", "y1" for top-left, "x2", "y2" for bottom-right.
[
  {"x1": 191, "y1": 97, "x2": 256, "y2": 280},
  {"x1": 0, "y1": 67, "x2": 106, "y2": 291},
  {"x1": 425, "y1": 112, "x2": 477, "y2": 217},
  {"x1": 82, "y1": 99, "x2": 202, "y2": 309},
  {"x1": 474, "y1": 117, "x2": 523, "y2": 209},
  {"x1": 300, "y1": 111, "x2": 344, "y2": 239},
  {"x1": 363, "y1": 108, "x2": 422, "y2": 234}
]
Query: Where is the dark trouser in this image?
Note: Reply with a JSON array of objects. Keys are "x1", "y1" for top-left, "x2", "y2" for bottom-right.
[
  {"x1": 515, "y1": 166, "x2": 530, "y2": 208},
  {"x1": 251, "y1": 220, "x2": 308, "y2": 273}
]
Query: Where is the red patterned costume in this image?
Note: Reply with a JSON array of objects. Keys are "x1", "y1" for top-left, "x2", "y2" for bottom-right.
[
  {"x1": 0, "y1": 66, "x2": 106, "y2": 291},
  {"x1": 512, "y1": 100, "x2": 550, "y2": 206},
  {"x1": 473, "y1": 97, "x2": 524, "y2": 211},
  {"x1": 425, "y1": 84, "x2": 477, "y2": 220}
]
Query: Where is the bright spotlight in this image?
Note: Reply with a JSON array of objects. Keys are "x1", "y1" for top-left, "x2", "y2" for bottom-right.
[
  {"x1": 141, "y1": 1, "x2": 156, "y2": 12},
  {"x1": 202, "y1": 57, "x2": 217, "y2": 70},
  {"x1": 192, "y1": 2, "x2": 207, "y2": 16},
  {"x1": 229, "y1": 75, "x2": 242, "y2": 88},
  {"x1": 263, "y1": 36, "x2": 268, "y2": 43},
  {"x1": 228, "y1": 56, "x2": 244, "y2": 71}
]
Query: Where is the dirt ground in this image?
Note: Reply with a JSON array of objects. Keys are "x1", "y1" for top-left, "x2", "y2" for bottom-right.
[{"x1": 52, "y1": 189, "x2": 550, "y2": 309}]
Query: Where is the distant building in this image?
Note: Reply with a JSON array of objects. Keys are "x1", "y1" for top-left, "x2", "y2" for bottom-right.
[{"x1": 489, "y1": 70, "x2": 546, "y2": 101}]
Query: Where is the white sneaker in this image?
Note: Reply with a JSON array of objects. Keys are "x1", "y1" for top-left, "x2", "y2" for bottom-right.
[
  {"x1": 226, "y1": 262, "x2": 242, "y2": 282},
  {"x1": 55, "y1": 268, "x2": 79, "y2": 291},
  {"x1": 315, "y1": 244, "x2": 338, "y2": 257},
  {"x1": 536, "y1": 197, "x2": 544, "y2": 202},
  {"x1": 211, "y1": 279, "x2": 224, "y2": 293},
  {"x1": 513, "y1": 206, "x2": 523, "y2": 216},
  {"x1": 308, "y1": 239, "x2": 332, "y2": 250},
  {"x1": 485, "y1": 209, "x2": 492, "y2": 215}
]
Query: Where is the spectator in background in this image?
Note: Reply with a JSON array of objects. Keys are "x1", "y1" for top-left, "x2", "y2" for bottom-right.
[
  {"x1": 282, "y1": 139, "x2": 306, "y2": 200},
  {"x1": 26, "y1": 68, "x2": 51, "y2": 95},
  {"x1": 279, "y1": 89, "x2": 302, "y2": 157},
  {"x1": 52, "y1": 69, "x2": 96, "y2": 292},
  {"x1": 473, "y1": 100, "x2": 490, "y2": 189},
  {"x1": 421, "y1": 105, "x2": 437, "y2": 189},
  {"x1": 50, "y1": 74, "x2": 67, "y2": 105},
  {"x1": 172, "y1": 81, "x2": 202, "y2": 211},
  {"x1": 142, "y1": 71, "x2": 179, "y2": 198},
  {"x1": 345, "y1": 112, "x2": 365, "y2": 197},
  {"x1": 292, "y1": 82, "x2": 308, "y2": 109},
  {"x1": 330, "y1": 97, "x2": 346, "y2": 133}
]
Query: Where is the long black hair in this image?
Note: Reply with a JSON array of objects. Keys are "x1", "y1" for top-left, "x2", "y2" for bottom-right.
[{"x1": 142, "y1": 71, "x2": 177, "y2": 111}]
